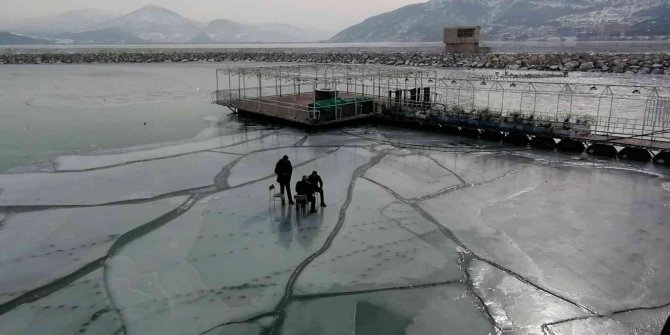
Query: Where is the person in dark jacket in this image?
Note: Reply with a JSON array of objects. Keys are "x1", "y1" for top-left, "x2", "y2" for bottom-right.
[
  {"x1": 307, "y1": 171, "x2": 326, "y2": 207},
  {"x1": 274, "y1": 155, "x2": 294, "y2": 205},
  {"x1": 295, "y1": 175, "x2": 316, "y2": 213}
]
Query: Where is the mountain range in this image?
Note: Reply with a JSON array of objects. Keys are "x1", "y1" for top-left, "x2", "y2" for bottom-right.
[
  {"x1": 2, "y1": 1, "x2": 668, "y2": 45},
  {"x1": 0, "y1": 5, "x2": 334, "y2": 45},
  {"x1": 330, "y1": 0, "x2": 670, "y2": 42}
]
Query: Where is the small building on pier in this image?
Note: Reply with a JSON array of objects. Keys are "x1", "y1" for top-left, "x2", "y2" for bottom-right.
[{"x1": 443, "y1": 26, "x2": 489, "y2": 54}]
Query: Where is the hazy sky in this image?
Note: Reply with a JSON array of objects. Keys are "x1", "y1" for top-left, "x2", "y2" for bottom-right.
[{"x1": 0, "y1": 0, "x2": 423, "y2": 31}]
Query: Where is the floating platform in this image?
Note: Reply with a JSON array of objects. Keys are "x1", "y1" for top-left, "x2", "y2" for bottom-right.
[
  {"x1": 216, "y1": 92, "x2": 379, "y2": 129},
  {"x1": 212, "y1": 64, "x2": 670, "y2": 163}
]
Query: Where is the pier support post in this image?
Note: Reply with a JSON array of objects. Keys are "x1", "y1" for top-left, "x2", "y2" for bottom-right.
[
  {"x1": 618, "y1": 147, "x2": 652, "y2": 162},
  {"x1": 586, "y1": 143, "x2": 618, "y2": 157},
  {"x1": 556, "y1": 139, "x2": 585, "y2": 153},
  {"x1": 653, "y1": 151, "x2": 670, "y2": 166},
  {"x1": 460, "y1": 127, "x2": 481, "y2": 139},
  {"x1": 504, "y1": 133, "x2": 530, "y2": 146},
  {"x1": 481, "y1": 130, "x2": 504, "y2": 142},
  {"x1": 530, "y1": 136, "x2": 556, "y2": 150}
]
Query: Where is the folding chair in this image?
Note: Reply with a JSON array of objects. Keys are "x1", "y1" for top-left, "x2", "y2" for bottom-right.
[
  {"x1": 294, "y1": 195, "x2": 308, "y2": 213},
  {"x1": 269, "y1": 184, "x2": 285, "y2": 205}
]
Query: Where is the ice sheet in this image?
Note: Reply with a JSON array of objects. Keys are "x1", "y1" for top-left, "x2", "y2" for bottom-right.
[
  {"x1": 295, "y1": 178, "x2": 462, "y2": 295},
  {"x1": 106, "y1": 148, "x2": 374, "y2": 335},
  {"x1": 424, "y1": 152, "x2": 535, "y2": 185},
  {"x1": 211, "y1": 130, "x2": 306, "y2": 155},
  {"x1": 469, "y1": 259, "x2": 589, "y2": 333},
  {"x1": 0, "y1": 270, "x2": 123, "y2": 335},
  {"x1": 419, "y1": 164, "x2": 670, "y2": 313},
  {"x1": 0, "y1": 152, "x2": 238, "y2": 206},
  {"x1": 610, "y1": 304, "x2": 670, "y2": 335},
  {"x1": 546, "y1": 317, "x2": 652, "y2": 335},
  {"x1": 53, "y1": 130, "x2": 270, "y2": 171},
  {"x1": 301, "y1": 128, "x2": 385, "y2": 147},
  {"x1": 282, "y1": 284, "x2": 494, "y2": 335},
  {"x1": 0, "y1": 196, "x2": 188, "y2": 305},
  {"x1": 227, "y1": 146, "x2": 335, "y2": 187},
  {"x1": 365, "y1": 154, "x2": 464, "y2": 199}
]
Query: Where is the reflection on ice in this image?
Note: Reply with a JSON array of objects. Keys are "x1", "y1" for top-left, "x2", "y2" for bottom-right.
[
  {"x1": 296, "y1": 179, "x2": 462, "y2": 295},
  {"x1": 420, "y1": 165, "x2": 670, "y2": 313},
  {"x1": 106, "y1": 148, "x2": 373, "y2": 335},
  {"x1": 470, "y1": 260, "x2": 588, "y2": 334},
  {"x1": 283, "y1": 284, "x2": 494, "y2": 335}
]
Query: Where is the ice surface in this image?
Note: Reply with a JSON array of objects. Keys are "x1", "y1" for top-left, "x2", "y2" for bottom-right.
[
  {"x1": 469, "y1": 259, "x2": 589, "y2": 333},
  {"x1": 609, "y1": 304, "x2": 670, "y2": 335},
  {"x1": 207, "y1": 323, "x2": 264, "y2": 335},
  {"x1": 0, "y1": 196, "x2": 188, "y2": 305},
  {"x1": 226, "y1": 146, "x2": 335, "y2": 187},
  {"x1": 301, "y1": 128, "x2": 386, "y2": 147},
  {"x1": 419, "y1": 164, "x2": 670, "y2": 313},
  {"x1": 282, "y1": 284, "x2": 494, "y2": 335},
  {"x1": 1, "y1": 113, "x2": 669, "y2": 335},
  {"x1": 0, "y1": 152, "x2": 238, "y2": 206},
  {"x1": 365, "y1": 154, "x2": 464, "y2": 199},
  {"x1": 424, "y1": 152, "x2": 535, "y2": 185},
  {"x1": 53, "y1": 130, "x2": 271, "y2": 171},
  {"x1": 295, "y1": 178, "x2": 462, "y2": 295},
  {"x1": 545, "y1": 316, "x2": 663, "y2": 335},
  {"x1": 0, "y1": 269, "x2": 123, "y2": 335},
  {"x1": 211, "y1": 130, "x2": 306, "y2": 155},
  {"x1": 106, "y1": 148, "x2": 374, "y2": 335}
]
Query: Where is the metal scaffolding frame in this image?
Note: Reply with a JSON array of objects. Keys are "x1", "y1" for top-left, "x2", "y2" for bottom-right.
[{"x1": 211, "y1": 63, "x2": 669, "y2": 142}]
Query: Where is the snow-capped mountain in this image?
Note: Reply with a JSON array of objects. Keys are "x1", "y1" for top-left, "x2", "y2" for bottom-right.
[
  {"x1": 196, "y1": 20, "x2": 333, "y2": 43},
  {"x1": 7, "y1": 9, "x2": 121, "y2": 34},
  {"x1": 0, "y1": 5, "x2": 333, "y2": 44},
  {"x1": 95, "y1": 5, "x2": 202, "y2": 43},
  {"x1": 330, "y1": 0, "x2": 669, "y2": 42}
]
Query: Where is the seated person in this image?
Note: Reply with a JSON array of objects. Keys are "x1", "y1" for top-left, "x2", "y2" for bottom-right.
[
  {"x1": 295, "y1": 175, "x2": 317, "y2": 213},
  {"x1": 308, "y1": 171, "x2": 326, "y2": 207}
]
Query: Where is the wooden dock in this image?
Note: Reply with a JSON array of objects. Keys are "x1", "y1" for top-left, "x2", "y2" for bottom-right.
[{"x1": 216, "y1": 92, "x2": 379, "y2": 129}]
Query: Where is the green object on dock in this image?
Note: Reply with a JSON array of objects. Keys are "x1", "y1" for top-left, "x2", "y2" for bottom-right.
[{"x1": 309, "y1": 97, "x2": 375, "y2": 121}]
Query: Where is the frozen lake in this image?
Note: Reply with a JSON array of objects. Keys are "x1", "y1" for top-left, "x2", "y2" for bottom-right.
[{"x1": 0, "y1": 63, "x2": 669, "y2": 335}]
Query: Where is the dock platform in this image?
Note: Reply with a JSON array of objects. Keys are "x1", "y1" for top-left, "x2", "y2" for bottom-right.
[
  {"x1": 217, "y1": 92, "x2": 379, "y2": 129},
  {"x1": 212, "y1": 64, "x2": 670, "y2": 164}
]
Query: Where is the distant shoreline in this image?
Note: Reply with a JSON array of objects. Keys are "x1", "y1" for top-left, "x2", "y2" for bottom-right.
[
  {"x1": 1, "y1": 48, "x2": 669, "y2": 75},
  {"x1": 2, "y1": 40, "x2": 670, "y2": 54}
]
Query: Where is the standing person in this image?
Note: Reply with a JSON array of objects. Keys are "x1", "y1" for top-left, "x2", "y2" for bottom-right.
[
  {"x1": 308, "y1": 171, "x2": 327, "y2": 207},
  {"x1": 296, "y1": 175, "x2": 317, "y2": 213},
  {"x1": 274, "y1": 155, "x2": 294, "y2": 205}
]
